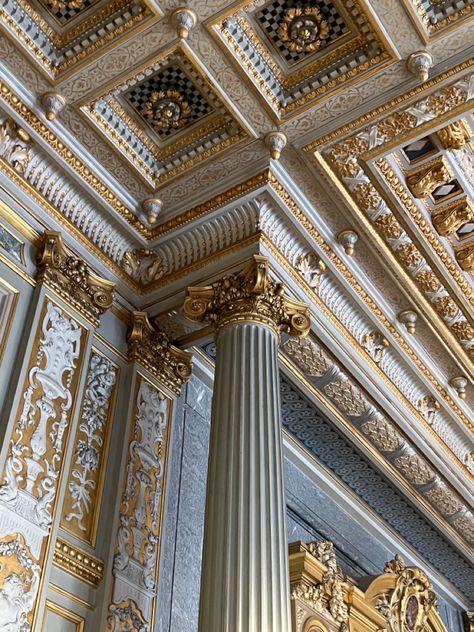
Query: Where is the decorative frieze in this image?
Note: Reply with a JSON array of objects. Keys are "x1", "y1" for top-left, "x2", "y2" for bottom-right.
[
  {"x1": 282, "y1": 335, "x2": 473, "y2": 545},
  {"x1": 128, "y1": 312, "x2": 192, "y2": 395},
  {"x1": 37, "y1": 232, "x2": 115, "y2": 326},
  {"x1": 106, "y1": 376, "x2": 172, "y2": 631},
  {"x1": 61, "y1": 350, "x2": 118, "y2": 545}
]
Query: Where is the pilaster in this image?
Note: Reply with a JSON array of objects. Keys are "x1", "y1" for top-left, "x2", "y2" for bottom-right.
[
  {"x1": 0, "y1": 230, "x2": 115, "y2": 631},
  {"x1": 102, "y1": 311, "x2": 193, "y2": 632}
]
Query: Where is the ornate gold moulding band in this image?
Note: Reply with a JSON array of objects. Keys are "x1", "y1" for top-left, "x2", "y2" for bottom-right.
[
  {"x1": 53, "y1": 537, "x2": 104, "y2": 587},
  {"x1": 3, "y1": 156, "x2": 472, "y2": 455}
]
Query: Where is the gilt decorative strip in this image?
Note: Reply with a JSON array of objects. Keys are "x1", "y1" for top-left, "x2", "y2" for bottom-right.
[
  {"x1": 0, "y1": 299, "x2": 87, "y2": 630},
  {"x1": 60, "y1": 350, "x2": 118, "y2": 546}
]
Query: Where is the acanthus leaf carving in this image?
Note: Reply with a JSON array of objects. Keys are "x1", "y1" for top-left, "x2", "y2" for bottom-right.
[
  {"x1": 127, "y1": 312, "x2": 192, "y2": 395},
  {"x1": 37, "y1": 231, "x2": 115, "y2": 326},
  {"x1": 184, "y1": 254, "x2": 311, "y2": 338},
  {"x1": 0, "y1": 117, "x2": 31, "y2": 175},
  {"x1": 122, "y1": 249, "x2": 164, "y2": 285}
]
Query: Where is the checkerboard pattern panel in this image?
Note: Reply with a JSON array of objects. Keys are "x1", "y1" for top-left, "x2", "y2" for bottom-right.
[
  {"x1": 255, "y1": 0, "x2": 349, "y2": 65},
  {"x1": 124, "y1": 64, "x2": 214, "y2": 138},
  {"x1": 38, "y1": 0, "x2": 97, "y2": 25},
  {"x1": 417, "y1": 0, "x2": 473, "y2": 24}
]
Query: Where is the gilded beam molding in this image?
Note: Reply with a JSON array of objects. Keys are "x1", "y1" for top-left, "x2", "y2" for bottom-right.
[
  {"x1": 52, "y1": 537, "x2": 104, "y2": 587},
  {"x1": 127, "y1": 311, "x2": 193, "y2": 395},
  {"x1": 306, "y1": 70, "x2": 474, "y2": 363},
  {"x1": 37, "y1": 231, "x2": 115, "y2": 327},
  {"x1": 279, "y1": 340, "x2": 474, "y2": 551}
]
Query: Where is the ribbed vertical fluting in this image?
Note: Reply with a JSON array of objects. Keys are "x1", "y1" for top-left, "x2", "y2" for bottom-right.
[{"x1": 198, "y1": 322, "x2": 291, "y2": 632}]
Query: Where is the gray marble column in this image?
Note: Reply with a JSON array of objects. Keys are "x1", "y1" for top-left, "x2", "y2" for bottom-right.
[{"x1": 184, "y1": 255, "x2": 310, "y2": 632}]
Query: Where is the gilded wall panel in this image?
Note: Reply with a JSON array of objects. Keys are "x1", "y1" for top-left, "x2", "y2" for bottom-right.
[
  {"x1": 0, "y1": 276, "x2": 19, "y2": 367},
  {"x1": 0, "y1": 297, "x2": 88, "y2": 629},
  {"x1": 106, "y1": 373, "x2": 173, "y2": 631},
  {"x1": 60, "y1": 348, "x2": 119, "y2": 546}
]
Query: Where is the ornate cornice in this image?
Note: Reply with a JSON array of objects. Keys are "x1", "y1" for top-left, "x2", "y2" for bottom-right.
[
  {"x1": 127, "y1": 311, "x2": 193, "y2": 395},
  {"x1": 184, "y1": 255, "x2": 311, "y2": 338},
  {"x1": 37, "y1": 231, "x2": 115, "y2": 326},
  {"x1": 53, "y1": 537, "x2": 104, "y2": 586},
  {"x1": 282, "y1": 334, "x2": 474, "y2": 548}
]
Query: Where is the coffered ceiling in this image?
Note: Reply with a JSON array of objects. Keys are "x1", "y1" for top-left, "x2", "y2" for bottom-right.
[{"x1": 0, "y1": 0, "x2": 473, "y2": 604}]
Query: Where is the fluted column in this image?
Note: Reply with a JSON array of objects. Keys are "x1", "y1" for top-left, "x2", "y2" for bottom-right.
[{"x1": 184, "y1": 255, "x2": 310, "y2": 632}]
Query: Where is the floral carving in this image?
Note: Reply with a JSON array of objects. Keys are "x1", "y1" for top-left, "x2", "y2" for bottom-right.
[
  {"x1": 0, "y1": 535, "x2": 40, "y2": 632},
  {"x1": 432, "y1": 296, "x2": 458, "y2": 319},
  {"x1": 0, "y1": 301, "x2": 82, "y2": 529},
  {"x1": 278, "y1": 7, "x2": 329, "y2": 54},
  {"x1": 291, "y1": 540, "x2": 348, "y2": 627},
  {"x1": 437, "y1": 121, "x2": 471, "y2": 150},
  {"x1": 395, "y1": 243, "x2": 422, "y2": 268},
  {"x1": 451, "y1": 320, "x2": 474, "y2": 341},
  {"x1": 375, "y1": 214, "x2": 403, "y2": 239},
  {"x1": 62, "y1": 352, "x2": 117, "y2": 541},
  {"x1": 143, "y1": 90, "x2": 191, "y2": 131},
  {"x1": 417, "y1": 395, "x2": 440, "y2": 425},
  {"x1": 415, "y1": 271, "x2": 440, "y2": 293},
  {"x1": 0, "y1": 118, "x2": 31, "y2": 175}
]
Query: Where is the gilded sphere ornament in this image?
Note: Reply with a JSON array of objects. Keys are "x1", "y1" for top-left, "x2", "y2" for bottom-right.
[{"x1": 278, "y1": 7, "x2": 329, "y2": 54}]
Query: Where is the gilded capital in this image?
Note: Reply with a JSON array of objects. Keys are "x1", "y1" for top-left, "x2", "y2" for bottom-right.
[
  {"x1": 183, "y1": 255, "x2": 311, "y2": 338},
  {"x1": 128, "y1": 311, "x2": 193, "y2": 395},
  {"x1": 37, "y1": 231, "x2": 115, "y2": 326}
]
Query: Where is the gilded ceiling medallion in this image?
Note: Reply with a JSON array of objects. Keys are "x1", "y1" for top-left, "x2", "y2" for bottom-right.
[
  {"x1": 278, "y1": 7, "x2": 329, "y2": 54},
  {"x1": 46, "y1": 0, "x2": 86, "y2": 10},
  {"x1": 143, "y1": 90, "x2": 192, "y2": 131}
]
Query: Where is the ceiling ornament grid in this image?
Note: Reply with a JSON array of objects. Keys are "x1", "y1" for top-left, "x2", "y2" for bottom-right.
[
  {"x1": 306, "y1": 71, "x2": 474, "y2": 363},
  {"x1": 279, "y1": 377, "x2": 474, "y2": 601},
  {"x1": 209, "y1": 0, "x2": 397, "y2": 120},
  {"x1": 0, "y1": 0, "x2": 154, "y2": 78},
  {"x1": 401, "y1": 0, "x2": 474, "y2": 40},
  {"x1": 82, "y1": 46, "x2": 249, "y2": 187}
]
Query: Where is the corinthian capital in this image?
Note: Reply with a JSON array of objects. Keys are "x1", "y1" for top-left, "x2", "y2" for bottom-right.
[
  {"x1": 37, "y1": 231, "x2": 115, "y2": 326},
  {"x1": 183, "y1": 255, "x2": 311, "y2": 338},
  {"x1": 128, "y1": 312, "x2": 193, "y2": 395}
]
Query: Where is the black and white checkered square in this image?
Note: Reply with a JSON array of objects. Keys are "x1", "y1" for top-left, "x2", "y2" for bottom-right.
[
  {"x1": 255, "y1": 0, "x2": 349, "y2": 65},
  {"x1": 123, "y1": 64, "x2": 214, "y2": 138},
  {"x1": 38, "y1": 0, "x2": 97, "y2": 25},
  {"x1": 417, "y1": 0, "x2": 473, "y2": 24}
]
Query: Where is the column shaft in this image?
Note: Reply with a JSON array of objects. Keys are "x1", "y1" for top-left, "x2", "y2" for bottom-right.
[{"x1": 199, "y1": 322, "x2": 291, "y2": 632}]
